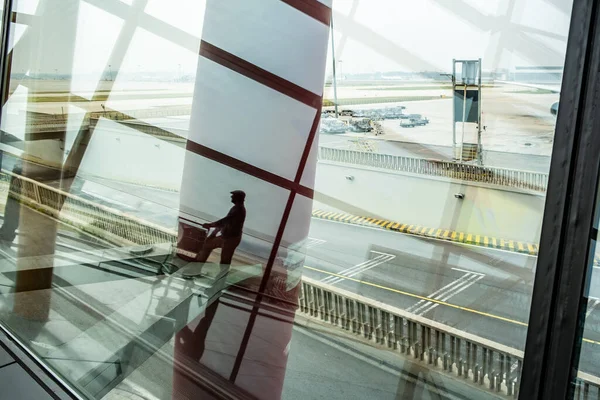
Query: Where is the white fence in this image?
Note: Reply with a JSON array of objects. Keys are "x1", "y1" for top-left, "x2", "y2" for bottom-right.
[{"x1": 318, "y1": 147, "x2": 549, "y2": 192}]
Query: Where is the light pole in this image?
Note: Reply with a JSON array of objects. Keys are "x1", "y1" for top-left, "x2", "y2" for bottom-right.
[{"x1": 330, "y1": 16, "x2": 339, "y2": 117}]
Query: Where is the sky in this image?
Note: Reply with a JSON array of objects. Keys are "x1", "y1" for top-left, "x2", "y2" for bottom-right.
[{"x1": 8, "y1": 0, "x2": 573, "y2": 75}]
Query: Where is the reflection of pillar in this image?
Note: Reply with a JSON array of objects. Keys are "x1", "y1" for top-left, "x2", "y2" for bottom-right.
[
  {"x1": 0, "y1": 167, "x2": 21, "y2": 242},
  {"x1": 174, "y1": 1, "x2": 331, "y2": 398},
  {"x1": 13, "y1": 184, "x2": 57, "y2": 320},
  {"x1": 11, "y1": 0, "x2": 80, "y2": 321}
]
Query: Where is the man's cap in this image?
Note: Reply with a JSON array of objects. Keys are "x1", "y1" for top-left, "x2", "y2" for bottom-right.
[{"x1": 230, "y1": 190, "x2": 246, "y2": 200}]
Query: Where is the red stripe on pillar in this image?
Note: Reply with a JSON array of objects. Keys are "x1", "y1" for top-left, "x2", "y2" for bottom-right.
[
  {"x1": 280, "y1": 0, "x2": 331, "y2": 26},
  {"x1": 200, "y1": 40, "x2": 322, "y2": 109},
  {"x1": 186, "y1": 140, "x2": 314, "y2": 198},
  {"x1": 294, "y1": 107, "x2": 322, "y2": 184}
]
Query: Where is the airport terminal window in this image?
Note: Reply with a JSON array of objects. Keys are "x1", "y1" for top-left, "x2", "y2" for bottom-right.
[{"x1": 0, "y1": 0, "x2": 588, "y2": 399}]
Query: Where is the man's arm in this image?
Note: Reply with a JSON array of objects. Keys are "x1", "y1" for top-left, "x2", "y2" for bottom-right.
[{"x1": 203, "y1": 208, "x2": 235, "y2": 229}]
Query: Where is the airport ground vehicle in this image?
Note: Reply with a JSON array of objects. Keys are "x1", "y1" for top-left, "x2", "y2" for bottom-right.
[
  {"x1": 319, "y1": 117, "x2": 348, "y2": 134},
  {"x1": 349, "y1": 118, "x2": 373, "y2": 132}
]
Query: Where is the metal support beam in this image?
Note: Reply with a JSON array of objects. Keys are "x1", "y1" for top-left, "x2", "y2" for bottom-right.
[{"x1": 519, "y1": 0, "x2": 600, "y2": 398}]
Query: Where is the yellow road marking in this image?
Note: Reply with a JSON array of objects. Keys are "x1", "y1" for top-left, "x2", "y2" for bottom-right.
[
  {"x1": 303, "y1": 265, "x2": 600, "y2": 345},
  {"x1": 351, "y1": 216, "x2": 361, "y2": 222},
  {"x1": 343, "y1": 214, "x2": 355, "y2": 222},
  {"x1": 320, "y1": 211, "x2": 334, "y2": 219},
  {"x1": 436, "y1": 229, "x2": 442, "y2": 237},
  {"x1": 313, "y1": 210, "x2": 326, "y2": 217},
  {"x1": 475, "y1": 235, "x2": 481, "y2": 245},
  {"x1": 484, "y1": 236, "x2": 489, "y2": 246},
  {"x1": 421, "y1": 227, "x2": 428, "y2": 234},
  {"x1": 527, "y1": 244, "x2": 536, "y2": 254},
  {"x1": 467, "y1": 234, "x2": 473, "y2": 243},
  {"x1": 443, "y1": 230, "x2": 450, "y2": 238},
  {"x1": 451, "y1": 232, "x2": 457, "y2": 240},
  {"x1": 392, "y1": 222, "x2": 401, "y2": 229},
  {"x1": 399, "y1": 224, "x2": 407, "y2": 232},
  {"x1": 428, "y1": 228, "x2": 436, "y2": 236}
]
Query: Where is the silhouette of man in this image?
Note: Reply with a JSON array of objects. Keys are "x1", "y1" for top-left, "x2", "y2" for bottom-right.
[{"x1": 196, "y1": 190, "x2": 246, "y2": 266}]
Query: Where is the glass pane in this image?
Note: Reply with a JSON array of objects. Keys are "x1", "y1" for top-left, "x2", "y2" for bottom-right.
[
  {"x1": 0, "y1": 0, "x2": 579, "y2": 399},
  {"x1": 288, "y1": 1, "x2": 573, "y2": 400},
  {"x1": 570, "y1": 174, "x2": 600, "y2": 397}
]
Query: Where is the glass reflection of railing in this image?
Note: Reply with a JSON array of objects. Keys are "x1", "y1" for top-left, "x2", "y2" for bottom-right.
[
  {"x1": 1, "y1": 169, "x2": 176, "y2": 247},
  {"x1": 2, "y1": 169, "x2": 598, "y2": 398}
]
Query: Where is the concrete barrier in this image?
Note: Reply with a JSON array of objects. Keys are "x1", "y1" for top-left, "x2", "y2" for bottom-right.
[{"x1": 314, "y1": 160, "x2": 545, "y2": 244}]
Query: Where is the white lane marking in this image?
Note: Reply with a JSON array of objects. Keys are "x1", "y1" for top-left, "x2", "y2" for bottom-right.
[
  {"x1": 327, "y1": 254, "x2": 395, "y2": 285},
  {"x1": 410, "y1": 274, "x2": 478, "y2": 315},
  {"x1": 586, "y1": 299, "x2": 600, "y2": 318},
  {"x1": 371, "y1": 250, "x2": 392, "y2": 255},
  {"x1": 418, "y1": 274, "x2": 484, "y2": 315},
  {"x1": 321, "y1": 255, "x2": 387, "y2": 284},
  {"x1": 306, "y1": 237, "x2": 326, "y2": 249},
  {"x1": 406, "y1": 268, "x2": 485, "y2": 316},
  {"x1": 322, "y1": 251, "x2": 395, "y2": 285},
  {"x1": 406, "y1": 273, "x2": 474, "y2": 313},
  {"x1": 451, "y1": 267, "x2": 485, "y2": 276}
]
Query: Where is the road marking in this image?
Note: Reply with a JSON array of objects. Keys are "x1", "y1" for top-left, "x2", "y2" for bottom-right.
[
  {"x1": 451, "y1": 267, "x2": 484, "y2": 275},
  {"x1": 306, "y1": 237, "x2": 326, "y2": 249},
  {"x1": 419, "y1": 274, "x2": 484, "y2": 315},
  {"x1": 406, "y1": 273, "x2": 474, "y2": 314},
  {"x1": 586, "y1": 299, "x2": 600, "y2": 318},
  {"x1": 305, "y1": 264, "x2": 600, "y2": 346},
  {"x1": 412, "y1": 274, "x2": 478, "y2": 314},
  {"x1": 321, "y1": 251, "x2": 395, "y2": 285},
  {"x1": 306, "y1": 265, "x2": 525, "y2": 325},
  {"x1": 408, "y1": 268, "x2": 485, "y2": 316},
  {"x1": 321, "y1": 255, "x2": 387, "y2": 284}
]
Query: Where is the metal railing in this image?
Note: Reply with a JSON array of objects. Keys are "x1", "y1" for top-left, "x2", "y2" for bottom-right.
[
  {"x1": 2, "y1": 170, "x2": 598, "y2": 398},
  {"x1": 318, "y1": 147, "x2": 549, "y2": 192},
  {"x1": 298, "y1": 277, "x2": 600, "y2": 399}
]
